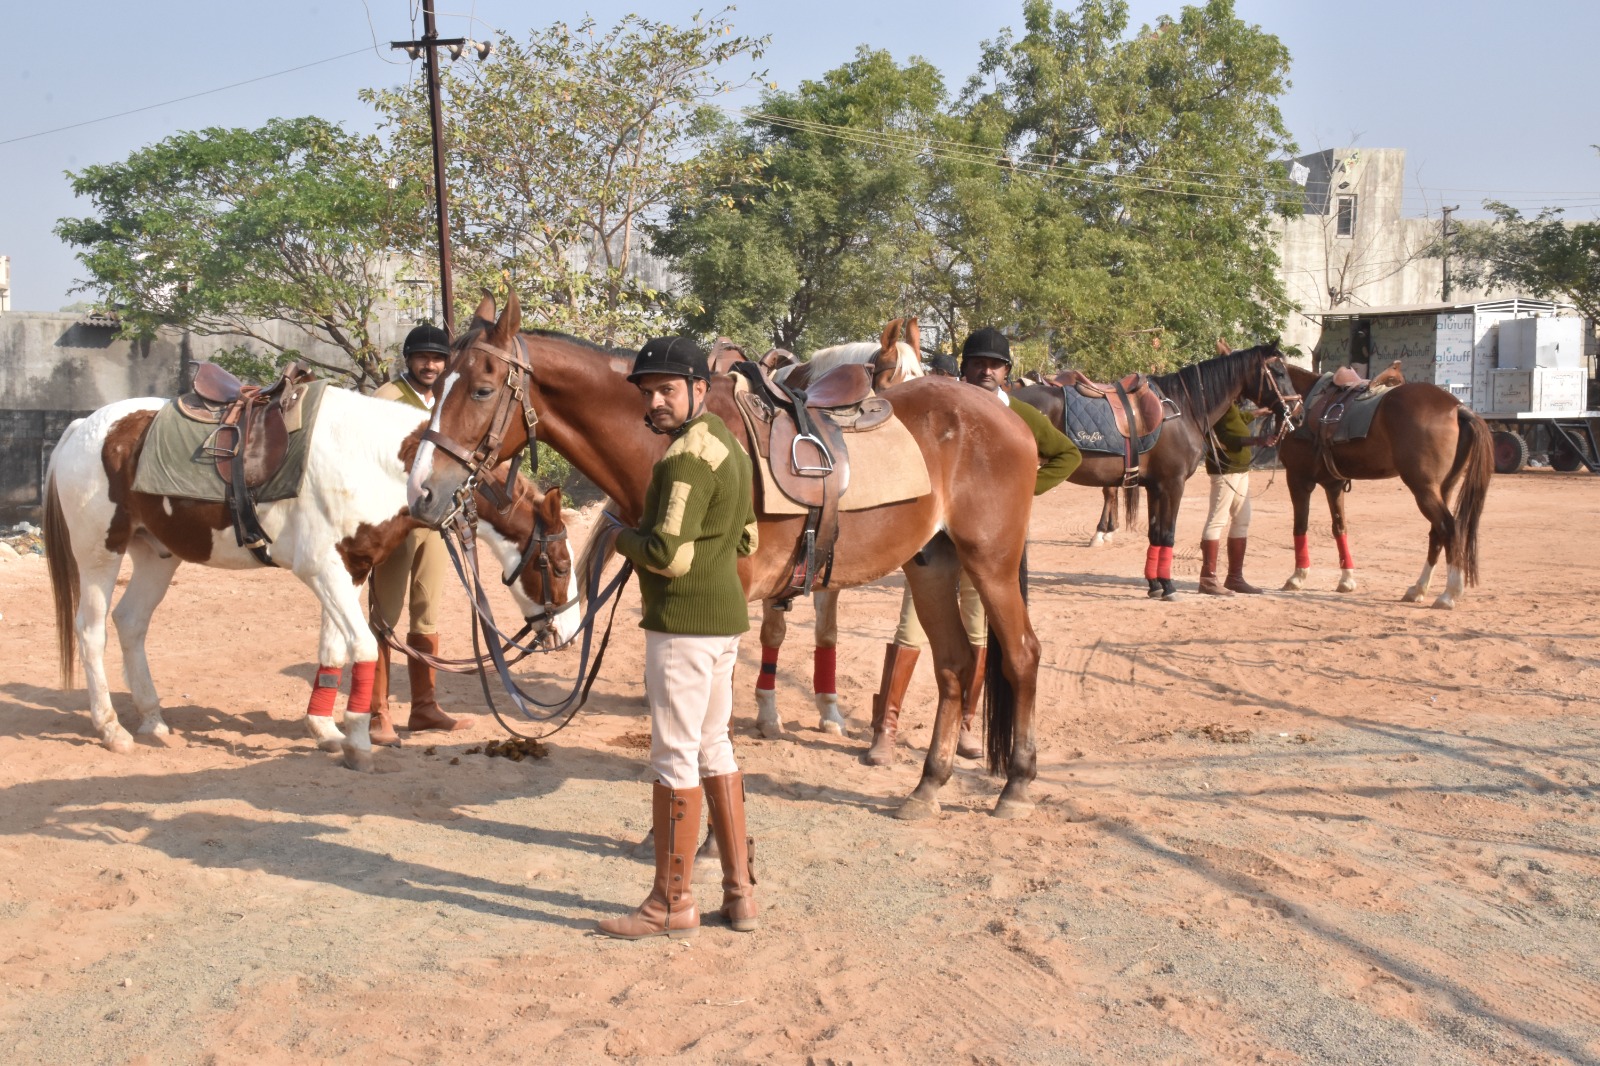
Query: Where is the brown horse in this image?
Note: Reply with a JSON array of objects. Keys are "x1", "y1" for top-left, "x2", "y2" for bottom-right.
[
  {"x1": 1277, "y1": 363, "x2": 1493, "y2": 609},
  {"x1": 407, "y1": 293, "x2": 1045, "y2": 819},
  {"x1": 1013, "y1": 343, "x2": 1301, "y2": 599}
]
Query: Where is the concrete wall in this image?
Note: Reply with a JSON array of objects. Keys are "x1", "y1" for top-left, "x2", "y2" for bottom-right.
[{"x1": 1275, "y1": 148, "x2": 1501, "y2": 358}]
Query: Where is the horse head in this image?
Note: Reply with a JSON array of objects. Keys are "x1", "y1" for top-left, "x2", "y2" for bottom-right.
[
  {"x1": 408, "y1": 290, "x2": 539, "y2": 528},
  {"x1": 476, "y1": 478, "x2": 580, "y2": 648},
  {"x1": 1239, "y1": 339, "x2": 1302, "y2": 438}
]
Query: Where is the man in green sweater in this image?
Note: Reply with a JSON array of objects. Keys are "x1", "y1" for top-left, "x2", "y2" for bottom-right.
[
  {"x1": 600, "y1": 337, "x2": 759, "y2": 941},
  {"x1": 1199, "y1": 402, "x2": 1269, "y2": 595},
  {"x1": 865, "y1": 327, "x2": 1081, "y2": 766}
]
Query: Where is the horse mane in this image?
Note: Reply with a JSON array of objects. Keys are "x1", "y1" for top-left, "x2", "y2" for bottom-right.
[
  {"x1": 1148, "y1": 342, "x2": 1279, "y2": 410},
  {"x1": 779, "y1": 339, "x2": 925, "y2": 385}
]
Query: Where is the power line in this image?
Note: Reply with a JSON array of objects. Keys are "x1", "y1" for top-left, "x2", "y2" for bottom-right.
[{"x1": 0, "y1": 48, "x2": 371, "y2": 148}]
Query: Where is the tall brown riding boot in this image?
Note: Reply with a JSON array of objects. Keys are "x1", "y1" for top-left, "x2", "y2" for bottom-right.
[
  {"x1": 597, "y1": 783, "x2": 701, "y2": 940},
  {"x1": 956, "y1": 643, "x2": 987, "y2": 759},
  {"x1": 405, "y1": 632, "x2": 468, "y2": 733},
  {"x1": 702, "y1": 771, "x2": 758, "y2": 932},
  {"x1": 367, "y1": 639, "x2": 401, "y2": 746},
  {"x1": 1225, "y1": 536, "x2": 1264, "y2": 595},
  {"x1": 1198, "y1": 539, "x2": 1233, "y2": 596},
  {"x1": 864, "y1": 644, "x2": 919, "y2": 766}
]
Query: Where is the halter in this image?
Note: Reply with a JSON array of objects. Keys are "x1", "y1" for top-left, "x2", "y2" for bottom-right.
[
  {"x1": 420, "y1": 332, "x2": 541, "y2": 523},
  {"x1": 1255, "y1": 354, "x2": 1304, "y2": 445}
]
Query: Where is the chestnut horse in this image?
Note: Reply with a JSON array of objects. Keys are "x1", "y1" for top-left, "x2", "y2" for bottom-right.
[
  {"x1": 1276, "y1": 363, "x2": 1492, "y2": 609},
  {"x1": 44, "y1": 386, "x2": 574, "y2": 768},
  {"x1": 408, "y1": 293, "x2": 1044, "y2": 819},
  {"x1": 1012, "y1": 343, "x2": 1301, "y2": 599},
  {"x1": 751, "y1": 317, "x2": 925, "y2": 741}
]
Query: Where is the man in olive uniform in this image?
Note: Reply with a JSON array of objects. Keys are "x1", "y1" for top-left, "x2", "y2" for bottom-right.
[
  {"x1": 368, "y1": 323, "x2": 470, "y2": 745},
  {"x1": 599, "y1": 337, "x2": 760, "y2": 941},
  {"x1": 1198, "y1": 402, "x2": 1268, "y2": 596},
  {"x1": 866, "y1": 327, "x2": 1080, "y2": 765}
]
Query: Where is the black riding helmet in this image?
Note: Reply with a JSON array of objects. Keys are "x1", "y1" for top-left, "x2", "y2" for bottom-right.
[
  {"x1": 628, "y1": 336, "x2": 710, "y2": 384},
  {"x1": 404, "y1": 322, "x2": 452, "y2": 358},
  {"x1": 928, "y1": 351, "x2": 959, "y2": 376},
  {"x1": 960, "y1": 327, "x2": 1013, "y2": 369}
]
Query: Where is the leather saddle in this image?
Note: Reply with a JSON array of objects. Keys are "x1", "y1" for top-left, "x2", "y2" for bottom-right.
[
  {"x1": 730, "y1": 360, "x2": 895, "y2": 603},
  {"x1": 175, "y1": 360, "x2": 316, "y2": 564},
  {"x1": 1051, "y1": 369, "x2": 1168, "y2": 440}
]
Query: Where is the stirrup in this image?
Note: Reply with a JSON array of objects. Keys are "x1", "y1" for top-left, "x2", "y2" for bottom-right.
[{"x1": 790, "y1": 432, "x2": 833, "y2": 476}]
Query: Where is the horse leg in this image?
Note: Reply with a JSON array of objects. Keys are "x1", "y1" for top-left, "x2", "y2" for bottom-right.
[
  {"x1": 1282, "y1": 473, "x2": 1316, "y2": 591},
  {"x1": 1090, "y1": 487, "x2": 1115, "y2": 547},
  {"x1": 305, "y1": 565, "x2": 380, "y2": 771},
  {"x1": 895, "y1": 542, "x2": 969, "y2": 820},
  {"x1": 111, "y1": 538, "x2": 180, "y2": 739},
  {"x1": 1401, "y1": 479, "x2": 1460, "y2": 609},
  {"x1": 964, "y1": 553, "x2": 1042, "y2": 818},
  {"x1": 754, "y1": 599, "x2": 785, "y2": 739},
  {"x1": 1326, "y1": 484, "x2": 1357, "y2": 593},
  {"x1": 75, "y1": 554, "x2": 135, "y2": 754},
  {"x1": 811, "y1": 589, "x2": 847, "y2": 736},
  {"x1": 1145, "y1": 482, "x2": 1181, "y2": 601}
]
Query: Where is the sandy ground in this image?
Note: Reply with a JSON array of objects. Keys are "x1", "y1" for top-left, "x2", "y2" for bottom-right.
[{"x1": 2, "y1": 468, "x2": 1599, "y2": 1065}]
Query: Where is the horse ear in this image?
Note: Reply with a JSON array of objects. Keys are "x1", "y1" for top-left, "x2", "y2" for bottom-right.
[
  {"x1": 539, "y1": 485, "x2": 563, "y2": 523},
  {"x1": 906, "y1": 317, "x2": 921, "y2": 359},
  {"x1": 879, "y1": 318, "x2": 899, "y2": 354},
  {"x1": 472, "y1": 293, "x2": 497, "y2": 331},
  {"x1": 1215, "y1": 337, "x2": 1232, "y2": 355},
  {"x1": 492, "y1": 288, "x2": 521, "y2": 345}
]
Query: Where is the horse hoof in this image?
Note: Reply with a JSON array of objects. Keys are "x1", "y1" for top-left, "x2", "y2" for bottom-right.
[
  {"x1": 317, "y1": 738, "x2": 344, "y2": 753},
  {"x1": 1089, "y1": 533, "x2": 1105, "y2": 547},
  {"x1": 1161, "y1": 590, "x2": 1181, "y2": 602},
  {"x1": 341, "y1": 748, "x2": 375, "y2": 773},
  {"x1": 1400, "y1": 587, "x2": 1424, "y2": 603},
  {"x1": 135, "y1": 718, "x2": 170, "y2": 736},
  {"x1": 756, "y1": 717, "x2": 784, "y2": 740},
  {"x1": 819, "y1": 718, "x2": 845, "y2": 737},
  {"x1": 1431, "y1": 597, "x2": 1456, "y2": 611},
  {"x1": 1146, "y1": 587, "x2": 1164, "y2": 600},
  {"x1": 104, "y1": 730, "x2": 136, "y2": 755},
  {"x1": 894, "y1": 796, "x2": 940, "y2": 821},
  {"x1": 991, "y1": 797, "x2": 1035, "y2": 820}
]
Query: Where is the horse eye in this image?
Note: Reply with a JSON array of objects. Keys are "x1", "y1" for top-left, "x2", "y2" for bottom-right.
[{"x1": 473, "y1": 386, "x2": 495, "y2": 400}]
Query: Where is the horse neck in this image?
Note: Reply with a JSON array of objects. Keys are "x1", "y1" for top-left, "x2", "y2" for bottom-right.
[
  {"x1": 1166, "y1": 352, "x2": 1257, "y2": 430},
  {"x1": 522, "y1": 334, "x2": 659, "y2": 516}
]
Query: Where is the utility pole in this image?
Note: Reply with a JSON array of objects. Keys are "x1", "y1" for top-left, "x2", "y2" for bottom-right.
[
  {"x1": 391, "y1": 1, "x2": 490, "y2": 336},
  {"x1": 1441, "y1": 204, "x2": 1460, "y2": 302}
]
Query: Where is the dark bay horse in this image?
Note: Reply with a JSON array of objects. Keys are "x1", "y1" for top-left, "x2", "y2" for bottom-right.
[
  {"x1": 1013, "y1": 343, "x2": 1300, "y2": 599},
  {"x1": 407, "y1": 293, "x2": 1045, "y2": 819},
  {"x1": 1277, "y1": 364, "x2": 1493, "y2": 609}
]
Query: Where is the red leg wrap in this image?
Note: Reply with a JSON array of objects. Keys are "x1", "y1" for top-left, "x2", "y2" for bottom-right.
[
  {"x1": 346, "y1": 661, "x2": 376, "y2": 714},
  {"x1": 1335, "y1": 534, "x2": 1354, "y2": 571},
  {"x1": 1294, "y1": 534, "x2": 1311, "y2": 570},
  {"x1": 813, "y1": 646, "x2": 836, "y2": 695},
  {"x1": 757, "y1": 644, "x2": 779, "y2": 692},
  {"x1": 1144, "y1": 545, "x2": 1161, "y2": 581},
  {"x1": 1157, "y1": 546, "x2": 1174, "y2": 581},
  {"x1": 306, "y1": 666, "x2": 342, "y2": 717}
]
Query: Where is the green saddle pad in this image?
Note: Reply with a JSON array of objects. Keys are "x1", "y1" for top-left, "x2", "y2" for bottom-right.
[{"x1": 131, "y1": 380, "x2": 330, "y2": 502}]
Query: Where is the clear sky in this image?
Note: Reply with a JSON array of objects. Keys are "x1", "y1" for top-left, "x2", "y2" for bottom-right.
[{"x1": 4, "y1": 0, "x2": 1596, "y2": 311}]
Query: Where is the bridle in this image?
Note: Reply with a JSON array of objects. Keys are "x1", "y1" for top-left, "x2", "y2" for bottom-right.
[
  {"x1": 420, "y1": 332, "x2": 541, "y2": 524},
  {"x1": 495, "y1": 493, "x2": 580, "y2": 644},
  {"x1": 1256, "y1": 354, "x2": 1304, "y2": 446}
]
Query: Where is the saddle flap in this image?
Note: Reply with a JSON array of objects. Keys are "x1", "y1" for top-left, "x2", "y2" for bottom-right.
[
  {"x1": 804, "y1": 363, "x2": 874, "y2": 410},
  {"x1": 770, "y1": 412, "x2": 851, "y2": 507}
]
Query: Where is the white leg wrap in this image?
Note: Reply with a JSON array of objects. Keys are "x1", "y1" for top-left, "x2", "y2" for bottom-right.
[
  {"x1": 815, "y1": 692, "x2": 847, "y2": 736},
  {"x1": 754, "y1": 689, "x2": 783, "y2": 739},
  {"x1": 304, "y1": 714, "x2": 345, "y2": 753},
  {"x1": 1336, "y1": 568, "x2": 1358, "y2": 593}
]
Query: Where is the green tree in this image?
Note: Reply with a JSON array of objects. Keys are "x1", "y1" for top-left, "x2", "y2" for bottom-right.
[
  {"x1": 364, "y1": 12, "x2": 767, "y2": 346},
  {"x1": 934, "y1": 0, "x2": 1295, "y2": 376},
  {"x1": 653, "y1": 48, "x2": 946, "y2": 353},
  {"x1": 56, "y1": 116, "x2": 420, "y2": 390},
  {"x1": 1447, "y1": 200, "x2": 1600, "y2": 322}
]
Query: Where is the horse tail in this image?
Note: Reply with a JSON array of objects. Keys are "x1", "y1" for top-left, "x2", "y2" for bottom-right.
[
  {"x1": 1452, "y1": 407, "x2": 1492, "y2": 587},
  {"x1": 1122, "y1": 485, "x2": 1141, "y2": 530},
  {"x1": 983, "y1": 548, "x2": 1027, "y2": 776},
  {"x1": 44, "y1": 475, "x2": 79, "y2": 689}
]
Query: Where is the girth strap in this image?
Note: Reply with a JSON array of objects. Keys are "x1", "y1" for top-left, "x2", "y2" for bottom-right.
[{"x1": 1113, "y1": 381, "x2": 1141, "y2": 487}]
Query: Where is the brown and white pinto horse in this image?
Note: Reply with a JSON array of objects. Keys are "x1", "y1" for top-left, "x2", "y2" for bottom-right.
[
  {"x1": 1276, "y1": 362, "x2": 1493, "y2": 608},
  {"x1": 43, "y1": 388, "x2": 574, "y2": 768},
  {"x1": 409, "y1": 294, "x2": 1044, "y2": 819},
  {"x1": 750, "y1": 317, "x2": 925, "y2": 741}
]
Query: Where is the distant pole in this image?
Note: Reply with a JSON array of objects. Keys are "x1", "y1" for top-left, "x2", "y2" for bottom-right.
[
  {"x1": 1441, "y1": 204, "x2": 1460, "y2": 302},
  {"x1": 392, "y1": 2, "x2": 490, "y2": 337}
]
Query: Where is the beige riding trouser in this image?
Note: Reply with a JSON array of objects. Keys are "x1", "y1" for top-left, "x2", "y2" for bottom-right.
[
  {"x1": 893, "y1": 574, "x2": 987, "y2": 650},
  {"x1": 371, "y1": 527, "x2": 448, "y2": 635},
  {"x1": 1202, "y1": 472, "x2": 1252, "y2": 541},
  {"x1": 645, "y1": 631, "x2": 742, "y2": 789}
]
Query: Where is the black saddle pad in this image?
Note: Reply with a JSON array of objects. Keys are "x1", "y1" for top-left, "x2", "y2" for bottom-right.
[{"x1": 1060, "y1": 388, "x2": 1162, "y2": 456}]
